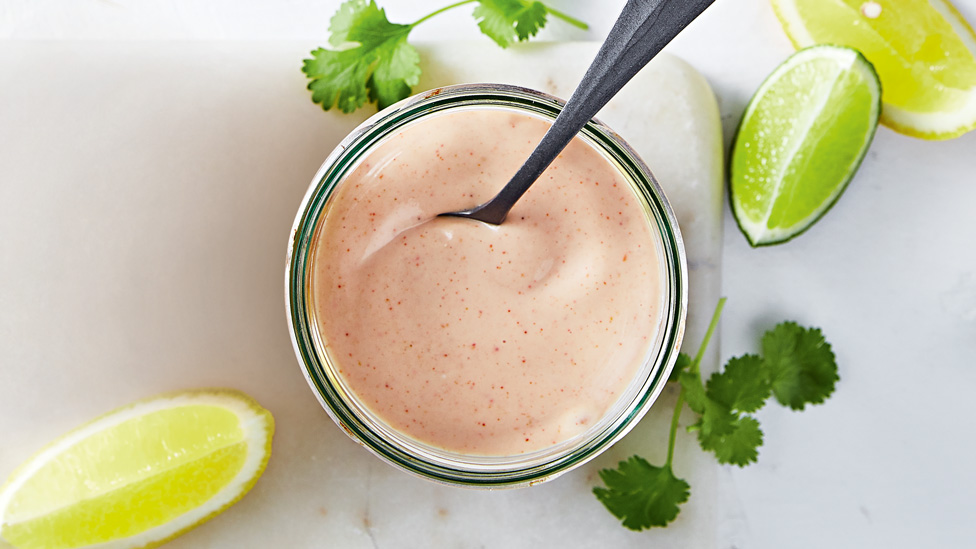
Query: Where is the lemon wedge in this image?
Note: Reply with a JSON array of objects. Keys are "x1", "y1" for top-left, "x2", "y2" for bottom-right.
[{"x1": 771, "y1": 0, "x2": 976, "y2": 139}]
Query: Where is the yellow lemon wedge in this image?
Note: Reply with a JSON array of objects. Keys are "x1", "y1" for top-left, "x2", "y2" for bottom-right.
[
  {"x1": 771, "y1": 0, "x2": 976, "y2": 139},
  {"x1": 0, "y1": 390, "x2": 274, "y2": 549}
]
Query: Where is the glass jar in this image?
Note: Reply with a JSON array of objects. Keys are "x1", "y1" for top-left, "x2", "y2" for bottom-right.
[{"x1": 286, "y1": 83, "x2": 687, "y2": 487}]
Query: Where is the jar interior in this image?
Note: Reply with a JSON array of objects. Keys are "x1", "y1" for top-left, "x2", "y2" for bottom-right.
[{"x1": 288, "y1": 85, "x2": 686, "y2": 486}]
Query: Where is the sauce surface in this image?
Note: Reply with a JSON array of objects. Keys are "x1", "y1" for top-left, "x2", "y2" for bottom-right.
[{"x1": 311, "y1": 108, "x2": 663, "y2": 455}]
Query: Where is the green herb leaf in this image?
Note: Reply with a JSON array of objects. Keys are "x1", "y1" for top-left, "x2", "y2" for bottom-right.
[
  {"x1": 593, "y1": 300, "x2": 840, "y2": 530},
  {"x1": 697, "y1": 415, "x2": 763, "y2": 467},
  {"x1": 304, "y1": 0, "x2": 586, "y2": 112},
  {"x1": 593, "y1": 456, "x2": 690, "y2": 530},
  {"x1": 683, "y1": 360, "x2": 764, "y2": 466},
  {"x1": 694, "y1": 398, "x2": 736, "y2": 439},
  {"x1": 678, "y1": 370, "x2": 708, "y2": 414},
  {"x1": 302, "y1": 0, "x2": 420, "y2": 112},
  {"x1": 762, "y1": 322, "x2": 839, "y2": 410},
  {"x1": 473, "y1": 0, "x2": 548, "y2": 48},
  {"x1": 668, "y1": 353, "x2": 692, "y2": 384},
  {"x1": 706, "y1": 354, "x2": 770, "y2": 413}
]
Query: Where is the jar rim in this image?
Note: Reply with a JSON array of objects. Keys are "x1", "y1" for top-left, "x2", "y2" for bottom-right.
[{"x1": 285, "y1": 83, "x2": 688, "y2": 487}]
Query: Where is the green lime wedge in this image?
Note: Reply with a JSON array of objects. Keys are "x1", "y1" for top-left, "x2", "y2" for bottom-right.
[
  {"x1": 0, "y1": 390, "x2": 274, "y2": 549},
  {"x1": 730, "y1": 45, "x2": 881, "y2": 246}
]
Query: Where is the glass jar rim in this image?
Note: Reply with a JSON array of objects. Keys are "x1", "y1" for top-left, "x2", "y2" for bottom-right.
[{"x1": 285, "y1": 83, "x2": 688, "y2": 488}]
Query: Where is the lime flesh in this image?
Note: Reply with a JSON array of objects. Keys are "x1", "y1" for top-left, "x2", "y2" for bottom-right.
[
  {"x1": 0, "y1": 390, "x2": 274, "y2": 549},
  {"x1": 730, "y1": 45, "x2": 881, "y2": 246}
]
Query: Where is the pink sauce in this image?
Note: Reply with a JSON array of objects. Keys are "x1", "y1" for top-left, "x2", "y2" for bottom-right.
[{"x1": 311, "y1": 108, "x2": 663, "y2": 456}]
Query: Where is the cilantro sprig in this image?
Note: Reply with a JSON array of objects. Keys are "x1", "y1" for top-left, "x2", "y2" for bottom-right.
[
  {"x1": 594, "y1": 298, "x2": 839, "y2": 530},
  {"x1": 303, "y1": 0, "x2": 588, "y2": 113}
]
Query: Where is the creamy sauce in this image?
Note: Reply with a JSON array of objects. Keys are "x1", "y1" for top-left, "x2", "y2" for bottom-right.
[{"x1": 311, "y1": 108, "x2": 663, "y2": 455}]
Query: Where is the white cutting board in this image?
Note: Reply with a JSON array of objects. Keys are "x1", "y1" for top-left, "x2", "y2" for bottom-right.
[{"x1": 0, "y1": 42, "x2": 722, "y2": 548}]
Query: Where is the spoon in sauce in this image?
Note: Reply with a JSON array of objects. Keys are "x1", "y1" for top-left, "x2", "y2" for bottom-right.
[{"x1": 440, "y1": 0, "x2": 716, "y2": 225}]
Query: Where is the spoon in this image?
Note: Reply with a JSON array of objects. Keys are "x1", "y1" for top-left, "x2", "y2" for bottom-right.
[{"x1": 440, "y1": 0, "x2": 716, "y2": 225}]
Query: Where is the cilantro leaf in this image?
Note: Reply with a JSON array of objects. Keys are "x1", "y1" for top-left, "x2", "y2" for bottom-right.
[
  {"x1": 302, "y1": 0, "x2": 420, "y2": 113},
  {"x1": 328, "y1": 0, "x2": 370, "y2": 47},
  {"x1": 591, "y1": 299, "x2": 841, "y2": 530},
  {"x1": 706, "y1": 354, "x2": 770, "y2": 413},
  {"x1": 762, "y1": 322, "x2": 839, "y2": 410},
  {"x1": 697, "y1": 415, "x2": 763, "y2": 467},
  {"x1": 473, "y1": 0, "x2": 548, "y2": 48},
  {"x1": 682, "y1": 361, "x2": 763, "y2": 465},
  {"x1": 303, "y1": 48, "x2": 373, "y2": 113},
  {"x1": 367, "y1": 39, "x2": 421, "y2": 108},
  {"x1": 678, "y1": 370, "x2": 708, "y2": 414},
  {"x1": 667, "y1": 353, "x2": 692, "y2": 384},
  {"x1": 679, "y1": 370, "x2": 735, "y2": 442},
  {"x1": 694, "y1": 398, "x2": 736, "y2": 439},
  {"x1": 593, "y1": 456, "x2": 690, "y2": 530}
]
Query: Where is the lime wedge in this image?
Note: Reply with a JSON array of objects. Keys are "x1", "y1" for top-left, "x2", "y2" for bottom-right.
[
  {"x1": 0, "y1": 390, "x2": 274, "y2": 549},
  {"x1": 730, "y1": 45, "x2": 881, "y2": 246},
  {"x1": 771, "y1": 0, "x2": 976, "y2": 139}
]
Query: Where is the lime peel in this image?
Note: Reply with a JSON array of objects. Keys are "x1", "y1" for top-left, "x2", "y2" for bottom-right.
[
  {"x1": 0, "y1": 389, "x2": 274, "y2": 549},
  {"x1": 730, "y1": 45, "x2": 882, "y2": 246}
]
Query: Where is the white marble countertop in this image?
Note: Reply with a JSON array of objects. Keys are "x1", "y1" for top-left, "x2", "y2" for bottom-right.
[{"x1": 3, "y1": 0, "x2": 976, "y2": 547}]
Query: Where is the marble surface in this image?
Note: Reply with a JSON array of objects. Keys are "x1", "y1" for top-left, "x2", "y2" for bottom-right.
[
  {"x1": 3, "y1": 0, "x2": 976, "y2": 546},
  {"x1": 0, "y1": 42, "x2": 723, "y2": 548}
]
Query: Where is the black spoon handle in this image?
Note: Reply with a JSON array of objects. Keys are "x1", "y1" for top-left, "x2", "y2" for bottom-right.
[{"x1": 454, "y1": 0, "x2": 716, "y2": 224}]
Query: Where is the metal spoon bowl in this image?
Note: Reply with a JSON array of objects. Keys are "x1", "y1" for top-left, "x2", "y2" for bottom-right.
[{"x1": 439, "y1": 0, "x2": 716, "y2": 225}]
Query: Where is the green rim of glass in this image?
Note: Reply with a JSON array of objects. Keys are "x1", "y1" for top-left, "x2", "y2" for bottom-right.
[{"x1": 286, "y1": 84, "x2": 687, "y2": 487}]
